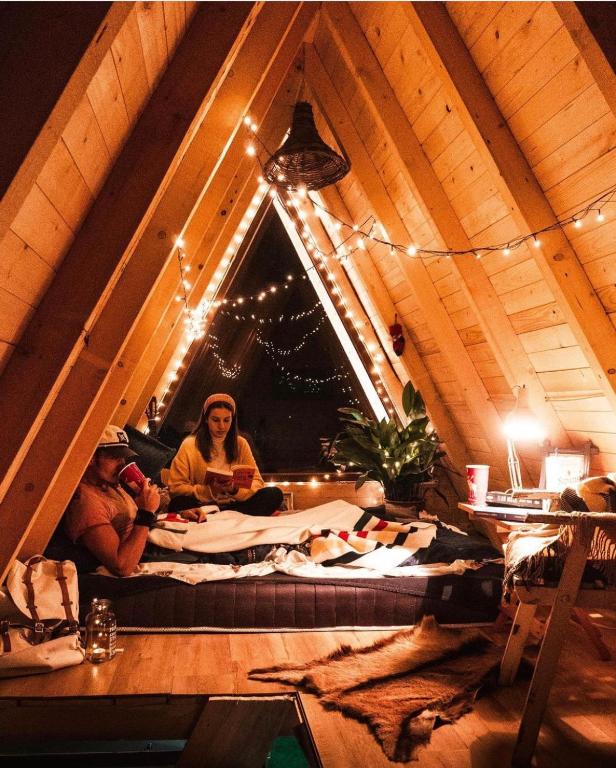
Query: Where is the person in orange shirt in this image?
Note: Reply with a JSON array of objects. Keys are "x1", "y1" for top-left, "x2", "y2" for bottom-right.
[
  {"x1": 65, "y1": 425, "x2": 162, "y2": 576},
  {"x1": 168, "y1": 393, "x2": 282, "y2": 516}
]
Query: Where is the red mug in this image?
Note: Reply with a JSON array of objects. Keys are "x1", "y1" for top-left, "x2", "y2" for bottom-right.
[
  {"x1": 466, "y1": 465, "x2": 489, "y2": 505},
  {"x1": 118, "y1": 462, "x2": 146, "y2": 497}
]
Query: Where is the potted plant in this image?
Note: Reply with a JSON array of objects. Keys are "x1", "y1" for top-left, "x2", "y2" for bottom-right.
[{"x1": 323, "y1": 381, "x2": 445, "y2": 517}]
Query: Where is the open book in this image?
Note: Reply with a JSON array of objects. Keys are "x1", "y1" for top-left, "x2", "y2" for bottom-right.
[{"x1": 205, "y1": 464, "x2": 255, "y2": 490}]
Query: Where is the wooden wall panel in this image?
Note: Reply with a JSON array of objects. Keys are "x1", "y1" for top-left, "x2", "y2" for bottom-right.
[
  {"x1": 10, "y1": 185, "x2": 74, "y2": 270},
  {"x1": 0, "y1": 230, "x2": 55, "y2": 309},
  {"x1": 136, "y1": 1, "x2": 169, "y2": 92},
  {"x1": 0, "y1": 2, "x2": 194, "y2": 379},
  {"x1": 86, "y1": 50, "x2": 131, "y2": 161},
  {"x1": 111, "y1": 9, "x2": 151, "y2": 127},
  {"x1": 62, "y1": 95, "x2": 112, "y2": 197},
  {"x1": 37, "y1": 141, "x2": 93, "y2": 233}
]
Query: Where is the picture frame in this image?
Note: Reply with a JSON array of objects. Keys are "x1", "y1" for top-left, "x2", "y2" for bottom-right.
[{"x1": 540, "y1": 442, "x2": 594, "y2": 492}]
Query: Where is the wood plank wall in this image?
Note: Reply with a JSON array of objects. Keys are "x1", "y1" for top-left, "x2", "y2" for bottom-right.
[
  {"x1": 0, "y1": 2, "x2": 198, "y2": 375},
  {"x1": 1, "y1": 0, "x2": 614, "y2": 561},
  {"x1": 308, "y1": 1, "x2": 616, "y2": 480}
]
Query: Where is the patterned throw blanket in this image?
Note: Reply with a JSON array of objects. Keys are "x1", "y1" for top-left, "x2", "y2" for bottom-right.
[{"x1": 124, "y1": 500, "x2": 498, "y2": 584}]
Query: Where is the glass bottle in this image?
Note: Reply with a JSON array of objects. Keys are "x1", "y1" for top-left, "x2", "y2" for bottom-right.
[{"x1": 84, "y1": 598, "x2": 117, "y2": 663}]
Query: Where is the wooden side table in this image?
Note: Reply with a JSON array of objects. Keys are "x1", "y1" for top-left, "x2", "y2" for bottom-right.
[{"x1": 460, "y1": 503, "x2": 616, "y2": 767}]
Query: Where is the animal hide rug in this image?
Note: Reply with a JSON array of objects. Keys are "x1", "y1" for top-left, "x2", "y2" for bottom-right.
[{"x1": 249, "y1": 616, "x2": 501, "y2": 762}]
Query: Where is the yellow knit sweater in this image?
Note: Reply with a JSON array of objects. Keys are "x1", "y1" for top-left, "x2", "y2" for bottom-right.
[{"x1": 168, "y1": 434, "x2": 264, "y2": 504}]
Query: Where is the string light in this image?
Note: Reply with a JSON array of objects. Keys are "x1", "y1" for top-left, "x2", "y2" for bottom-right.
[
  {"x1": 244, "y1": 117, "x2": 616, "y2": 262},
  {"x1": 256, "y1": 313, "x2": 327, "y2": 357},
  {"x1": 217, "y1": 298, "x2": 324, "y2": 323}
]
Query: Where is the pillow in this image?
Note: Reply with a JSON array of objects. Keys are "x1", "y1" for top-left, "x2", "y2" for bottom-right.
[
  {"x1": 560, "y1": 475, "x2": 616, "y2": 513},
  {"x1": 123, "y1": 425, "x2": 176, "y2": 482}
]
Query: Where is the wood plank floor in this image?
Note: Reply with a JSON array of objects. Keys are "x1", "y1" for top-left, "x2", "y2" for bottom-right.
[{"x1": 0, "y1": 614, "x2": 615, "y2": 766}]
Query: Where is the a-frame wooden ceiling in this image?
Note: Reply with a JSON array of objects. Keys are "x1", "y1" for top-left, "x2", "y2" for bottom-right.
[{"x1": 1, "y1": 1, "x2": 615, "y2": 580}]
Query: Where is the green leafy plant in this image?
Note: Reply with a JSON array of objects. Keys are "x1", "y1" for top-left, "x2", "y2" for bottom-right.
[{"x1": 323, "y1": 381, "x2": 445, "y2": 502}]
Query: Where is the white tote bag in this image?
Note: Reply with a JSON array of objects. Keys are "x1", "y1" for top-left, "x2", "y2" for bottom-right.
[{"x1": 0, "y1": 556, "x2": 85, "y2": 678}]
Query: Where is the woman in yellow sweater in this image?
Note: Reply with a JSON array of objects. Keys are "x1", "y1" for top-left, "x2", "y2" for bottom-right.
[{"x1": 168, "y1": 393, "x2": 282, "y2": 516}]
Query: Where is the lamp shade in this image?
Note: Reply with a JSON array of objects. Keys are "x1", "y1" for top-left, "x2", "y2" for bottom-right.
[{"x1": 263, "y1": 102, "x2": 350, "y2": 191}]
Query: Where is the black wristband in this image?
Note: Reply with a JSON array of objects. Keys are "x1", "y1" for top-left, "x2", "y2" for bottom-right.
[{"x1": 134, "y1": 508, "x2": 157, "y2": 529}]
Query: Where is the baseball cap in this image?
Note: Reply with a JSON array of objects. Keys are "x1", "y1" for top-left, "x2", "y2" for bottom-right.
[{"x1": 97, "y1": 425, "x2": 138, "y2": 459}]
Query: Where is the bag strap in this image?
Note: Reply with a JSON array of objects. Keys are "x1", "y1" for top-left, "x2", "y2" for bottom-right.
[
  {"x1": 0, "y1": 620, "x2": 11, "y2": 653},
  {"x1": 54, "y1": 561, "x2": 76, "y2": 624},
  {"x1": 22, "y1": 561, "x2": 40, "y2": 622}
]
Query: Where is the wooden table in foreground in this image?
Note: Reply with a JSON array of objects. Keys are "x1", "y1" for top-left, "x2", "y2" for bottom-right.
[{"x1": 0, "y1": 630, "x2": 401, "y2": 768}]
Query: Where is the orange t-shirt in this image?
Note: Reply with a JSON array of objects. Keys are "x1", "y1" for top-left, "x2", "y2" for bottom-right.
[{"x1": 65, "y1": 481, "x2": 137, "y2": 543}]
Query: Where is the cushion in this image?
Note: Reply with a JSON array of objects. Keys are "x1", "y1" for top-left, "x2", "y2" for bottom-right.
[{"x1": 124, "y1": 425, "x2": 176, "y2": 481}]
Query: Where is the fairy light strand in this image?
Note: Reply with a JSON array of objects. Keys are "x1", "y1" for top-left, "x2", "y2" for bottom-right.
[{"x1": 246, "y1": 117, "x2": 616, "y2": 261}]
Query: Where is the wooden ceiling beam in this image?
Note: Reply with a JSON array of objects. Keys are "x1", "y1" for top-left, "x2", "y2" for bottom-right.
[
  {"x1": 0, "y1": 3, "x2": 132, "y2": 241},
  {"x1": 15, "y1": 3, "x2": 311, "y2": 563},
  {"x1": 322, "y1": 2, "x2": 569, "y2": 451},
  {"x1": 0, "y1": 3, "x2": 260, "y2": 580},
  {"x1": 407, "y1": 2, "x2": 616, "y2": 413},
  {"x1": 136, "y1": 69, "x2": 311, "y2": 426},
  {"x1": 305, "y1": 43, "x2": 512, "y2": 483},
  {"x1": 111, "y1": 6, "x2": 317, "y2": 428},
  {"x1": 554, "y1": 2, "x2": 616, "y2": 119},
  {"x1": 0, "y1": 3, "x2": 257, "y2": 508},
  {"x1": 299, "y1": 198, "x2": 406, "y2": 416},
  {"x1": 315, "y1": 186, "x2": 471, "y2": 497}
]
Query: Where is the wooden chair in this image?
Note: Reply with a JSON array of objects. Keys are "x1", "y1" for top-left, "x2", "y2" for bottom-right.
[{"x1": 498, "y1": 509, "x2": 616, "y2": 767}]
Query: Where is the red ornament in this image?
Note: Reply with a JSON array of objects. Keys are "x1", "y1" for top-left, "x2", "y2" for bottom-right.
[{"x1": 389, "y1": 316, "x2": 405, "y2": 357}]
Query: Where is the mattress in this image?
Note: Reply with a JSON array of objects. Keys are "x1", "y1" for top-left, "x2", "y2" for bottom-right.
[{"x1": 78, "y1": 564, "x2": 503, "y2": 631}]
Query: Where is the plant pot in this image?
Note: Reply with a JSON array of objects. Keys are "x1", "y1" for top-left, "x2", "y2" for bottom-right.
[
  {"x1": 384, "y1": 480, "x2": 439, "y2": 521},
  {"x1": 384, "y1": 498, "x2": 422, "y2": 521}
]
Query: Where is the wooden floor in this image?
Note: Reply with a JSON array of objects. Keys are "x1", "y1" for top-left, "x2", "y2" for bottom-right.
[{"x1": 1, "y1": 614, "x2": 615, "y2": 767}]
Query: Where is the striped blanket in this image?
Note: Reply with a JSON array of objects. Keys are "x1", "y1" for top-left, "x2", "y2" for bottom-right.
[{"x1": 129, "y1": 501, "x2": 495, "y2": 584}]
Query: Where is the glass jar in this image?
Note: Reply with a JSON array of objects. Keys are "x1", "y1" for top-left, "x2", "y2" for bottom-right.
[{"x1": 84, "y1": 598, "x2": 117, "y2": 663}]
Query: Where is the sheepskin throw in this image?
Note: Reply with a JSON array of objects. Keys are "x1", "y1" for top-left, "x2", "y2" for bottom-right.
[
  {"x1": 249, "y1": 616, "x2": 501, "y2": 762},
  {"x1": 504, "y1": 475, "x2": 616, "y2": 593}
]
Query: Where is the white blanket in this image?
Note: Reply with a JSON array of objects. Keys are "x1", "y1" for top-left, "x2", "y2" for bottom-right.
[{"x1": 96, "y1": 500, "x2": 491, "y2": 584}]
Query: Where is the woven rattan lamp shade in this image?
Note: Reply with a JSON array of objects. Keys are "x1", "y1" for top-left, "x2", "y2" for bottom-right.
[{"x1": 263, "y1": 102, "x2": 349, "y2": 191}]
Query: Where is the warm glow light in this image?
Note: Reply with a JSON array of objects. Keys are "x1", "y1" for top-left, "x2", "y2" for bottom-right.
[
  {"x1": 407, "y1": 244, "x2": 417, "y2": 257},
  {"x1": 503, "y1": 414, "x2": 546, "y2": 442},
  {"x1": 573, "y1": 218, "x2": 583, "y2": 228},
  {"x1": 503, "y1": 247, "x2": 511, "y2": 256},
  {"x1": 246, "y1": 144, "x2": 256, "y2": 157},
  {"x1": 597, "y1": 211, "x2": 605, "y2": 223}
]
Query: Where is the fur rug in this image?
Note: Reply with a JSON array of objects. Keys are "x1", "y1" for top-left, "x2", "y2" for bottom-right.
[{"x1": 250, "y1": 616, "x2": 501, "y2": 762}]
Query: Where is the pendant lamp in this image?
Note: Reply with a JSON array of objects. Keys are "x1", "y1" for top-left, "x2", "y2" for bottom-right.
[{"x1": 263, "y1": 101, "x2": 350, "y2": 191}]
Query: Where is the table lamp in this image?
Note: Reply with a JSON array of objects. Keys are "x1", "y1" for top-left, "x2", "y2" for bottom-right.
[{"x1": 502, "y1": 385, "x2": 546, "y2": 491}]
